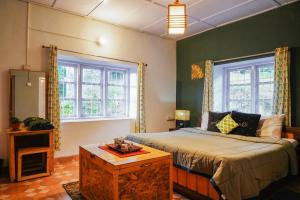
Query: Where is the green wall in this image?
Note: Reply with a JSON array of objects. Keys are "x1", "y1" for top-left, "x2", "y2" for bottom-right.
[{"x1": 176, "y1": 1, "x2": 300, "y2": 126}]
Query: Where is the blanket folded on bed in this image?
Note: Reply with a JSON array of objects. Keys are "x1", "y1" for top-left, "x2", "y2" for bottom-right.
[{"x1": 125, "y1": 128, "x2": 297, "y2": 200}]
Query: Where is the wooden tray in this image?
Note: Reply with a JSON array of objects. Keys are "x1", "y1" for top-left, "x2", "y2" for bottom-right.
[{"x1": 106, "y1": 143, "x2": 142, "y2": 154}]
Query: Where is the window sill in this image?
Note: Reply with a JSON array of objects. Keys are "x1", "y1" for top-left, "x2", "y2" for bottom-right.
[{"x1": 61, "y1": 117, "x2": 135, "y2": 124}]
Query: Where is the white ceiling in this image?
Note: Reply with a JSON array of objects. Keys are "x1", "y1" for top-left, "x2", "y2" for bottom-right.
[{"x1": 28, "y1": 0, "x2": 298, "y2": 40}]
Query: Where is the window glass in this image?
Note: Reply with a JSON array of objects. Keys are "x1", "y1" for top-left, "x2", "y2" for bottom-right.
[
  {"x1": 106, "y1": 100, "x2": 125, "y2": 116},
  {"x1": 58, "y1": 63, "x2": 77, "y2": 118},
  {"x1": 60, "y1": 100, "x2": 76, "y2": 117},
  {"x1": 229, "y1": 69, "x2": 251, "y2": 84},
  {"x1": 58, "y1": 60, "x2": 135, "y2": 120},
  {"x1": 82, "y1": 85, "x2": 101, "y2": 99},
  {"x1": 106, "y1": 70, "x2": 126, "y2": 116},
  {"x1": 258, "y1": 65, "x2": 274, "y2": 115},
  {"x1": 81, "y1": 100, "x2": 102, "y2": 116},
  {"x1": 58, "y1": 65, "x2": 75, "y2": 82},
  {"x1": 213, "y1": 56, "x2": 275, "y2": 116},
  {"x1": 108, "y1": 71, "x2": 125, "y2": 85},
  {"x1": 82, "y1": 68, "x2": 101, "y2": 83}
]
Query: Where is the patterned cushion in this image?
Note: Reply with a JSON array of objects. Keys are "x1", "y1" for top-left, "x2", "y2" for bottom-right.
[
  {"x1": 207, "y1": 111, "x2": 231, "y2": 132},
  {"x1": 231, "y1": 111, "x2": 261, "y2": 137},
  {"x1": 216, "y1": 114, "x2": 239, "y2": 134}
]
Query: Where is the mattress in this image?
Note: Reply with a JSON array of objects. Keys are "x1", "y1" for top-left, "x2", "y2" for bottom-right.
[{"x1": 126, "y1": 128, "x2": 298, "y2": 200}]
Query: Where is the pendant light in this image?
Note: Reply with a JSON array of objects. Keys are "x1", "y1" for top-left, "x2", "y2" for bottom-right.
[{"x1": 167, "y1": 0, "x2": 187, "y2": 34}]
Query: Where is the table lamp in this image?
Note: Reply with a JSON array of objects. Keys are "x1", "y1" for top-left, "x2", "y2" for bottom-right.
[{"x1": 175, "y1": 110, "x2": 190, "y2": 129}]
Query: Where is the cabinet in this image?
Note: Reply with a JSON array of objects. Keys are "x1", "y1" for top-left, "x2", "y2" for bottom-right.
[
  {"x1": 80, "y1": 144, "x2": 172, "y2": 200},
  {"x1": 7, "y1": 129, "x2": 54, "y2": 182}
]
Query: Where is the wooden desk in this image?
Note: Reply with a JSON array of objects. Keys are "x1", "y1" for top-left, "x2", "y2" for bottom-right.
[
  {"x1": 7, "y1": 129, "x2": 54, "y2": 182},
  {"x1": 80, "y1": 143, "x2": 172, "y2": 200}
]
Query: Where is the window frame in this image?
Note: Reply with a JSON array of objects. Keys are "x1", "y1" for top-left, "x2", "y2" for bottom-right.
[
  {"x1": 222, "y1": 59, "x2": 274, "y2": 115},
  {"x1": 58, "y1": 59, "x2": 132, "y2": 120},
  {"x1": 79, "y1": 65, "x2": 104, "y2": 118},
  {"x1": 58, "y1": 61, "x2": 78, "y2": 119},
  {"x1": 105, "y1": 67, "x2": 129, "y2": 118},
  {"x1": 255, "y1": 63, "x2": 275, "y2": 115}
]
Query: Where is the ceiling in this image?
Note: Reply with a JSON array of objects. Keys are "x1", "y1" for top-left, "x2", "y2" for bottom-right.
[{"x1": 28, "y1": 0, "x2": 297, "y2": 40}]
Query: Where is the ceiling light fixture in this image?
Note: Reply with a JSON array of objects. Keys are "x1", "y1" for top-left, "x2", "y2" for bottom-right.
[{"x1": 167, "y1": 0, "x2": 187, "y2": 35}]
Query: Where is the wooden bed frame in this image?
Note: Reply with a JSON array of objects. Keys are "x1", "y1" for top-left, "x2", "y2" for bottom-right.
[{"x1": 172, "y1": 126, "x2": 300, "y2": 200}]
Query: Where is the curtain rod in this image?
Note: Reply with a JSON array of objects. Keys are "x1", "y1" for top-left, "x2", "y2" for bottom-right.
[
  {"x1": 214, "y1": 51, "x2": 275, "y2": 64},
  {"x1": 42, "y1": 45, "x2": 147, "y2": 67}
]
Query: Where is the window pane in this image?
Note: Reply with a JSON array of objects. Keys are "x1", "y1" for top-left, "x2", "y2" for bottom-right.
[
  {"x1": 259, "y1": 84, "x2": 274, "y2": 100},
  {"x1": 229, "y1": 85, "x2": 251, "y2": 100},
  {"x1": 58, "y1": 65, "x2": 75, "y2": 82},
  {"x1": 108, "y1": 71, "x2": 125, "y2": 85},
  {"x1": 106, "y1": 100, "x2": 125, "y2": 116},
  {"x1": 82, "y1": 84, "x2": 101, "y2": 99},
  {"x1": 258, "y1": 84, "x2": 274, "y2": 115},
  {"x1": 60, "y1": 100, "x2": 76, "y2": 117},
  {"x1": 81, "y1": 100, "x2": 101, "y2": 116},
  {"x1": 229, "y1": 69, "x2": 251, "y2": 84},
  {"x1": 107, "y1": 86, "x2": 125, "y2": 99},
  {"x1": 259, "y1": 100, "x2": 273, "y2": 116},
  {"x1": 258, "y1": 66, "x2": 274, "y2": 83},
  {"x1": 82, "y1": 68, "x2": 101, "y2": 83},
  {"x1": 59, "y1": 83, "x2": 75, "y2": 98},
  {"x1": 229, "y1": 100, "x2": 251, "y2": 113}
]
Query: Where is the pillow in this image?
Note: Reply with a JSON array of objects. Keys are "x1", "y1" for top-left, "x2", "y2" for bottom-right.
[
  {"x1": 257, "y1": 114, "x2": 285, "y2": 138},
  {"x1": 216, "y1": 114, "x2": 239, "y2": 134},
  {"x1": 230, "y1": 111, "x2": 261, "y2": 137},
  {"x1": 207, "y1": 111, "x2": 231, "y2": 132},
  {"x1": 200, "y1": 112, "x2": 209, "y2": 130}
]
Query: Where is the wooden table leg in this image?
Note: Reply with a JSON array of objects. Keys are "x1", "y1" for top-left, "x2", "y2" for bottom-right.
[
  {"x1": 9, "y1": 135, "x2": 15, "y2": 182},
  {"x1": 49, "y1": 131, "x2": 54, "y2": 174}
]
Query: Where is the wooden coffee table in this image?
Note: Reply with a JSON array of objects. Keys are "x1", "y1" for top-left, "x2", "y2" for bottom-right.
[{"x1": 79, "y1": 143, "x2": 172, "y2": 200}]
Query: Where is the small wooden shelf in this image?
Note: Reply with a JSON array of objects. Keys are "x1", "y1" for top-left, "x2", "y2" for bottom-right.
[
  {"x1": 17, "y1": 147, "x2": 50, "y2": 181},
  {"x1": 7, "y1": 128, "x2": 54, "y2": 182}
]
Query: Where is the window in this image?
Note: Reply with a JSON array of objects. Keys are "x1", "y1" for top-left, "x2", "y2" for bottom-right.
[
  {"x1": 213, "y1": 56, "x2": 274, "y2": 116},
  {"x1": 58, "y1": 57, "x2": 137, "y2": 120},
  {"x1": 58, "y1": 62, "x2": 77, "y2": 118}
]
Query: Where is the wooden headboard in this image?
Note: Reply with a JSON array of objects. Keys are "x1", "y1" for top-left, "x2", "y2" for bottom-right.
[{"x1": 283, "y1": 126, "x2": 300, "y2": 140}]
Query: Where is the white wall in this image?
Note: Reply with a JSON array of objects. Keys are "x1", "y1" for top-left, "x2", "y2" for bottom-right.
[{"x1": 0, "y1": 0, "x2": 176, "y2": 160}]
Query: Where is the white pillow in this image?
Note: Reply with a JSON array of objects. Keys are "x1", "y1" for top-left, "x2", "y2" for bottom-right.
[
  {"x1": 200, "y1": 112, "x2": 209, "y2": 130},
  {"x1": 257, "y1": 114, "x2": 285, "y2": 138}
]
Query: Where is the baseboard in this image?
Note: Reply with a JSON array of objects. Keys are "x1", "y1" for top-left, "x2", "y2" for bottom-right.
[{"x1": 54, "y1": 154, "x2": 79, "y2": 164}]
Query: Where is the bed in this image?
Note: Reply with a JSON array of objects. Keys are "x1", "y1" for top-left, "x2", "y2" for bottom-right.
[{"x1": 125, "y1": 128, "x2": 299, "y2": 200}]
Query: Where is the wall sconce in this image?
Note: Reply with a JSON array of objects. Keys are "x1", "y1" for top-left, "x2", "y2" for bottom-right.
[
  {"x1": 96, "y1": 37, "x2": 107, "y2": 46},
  {"x1": 191, "y1": 64, "x2": 204, "y2": 80}
]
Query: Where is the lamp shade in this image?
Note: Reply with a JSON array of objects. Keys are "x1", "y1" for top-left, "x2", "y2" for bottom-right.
[
  {"x1": 167, "y1": 0, "x2": 187, "y2": 34},
  {"x1": 175, "y1": 110, "x2": 190, "y2": 121}
]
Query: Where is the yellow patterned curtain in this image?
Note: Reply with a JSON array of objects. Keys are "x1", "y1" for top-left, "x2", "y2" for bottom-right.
[
  {"x1": 202, "y1": 60, "x2": 214, "y2": 114},
  {"x1": 135, "y1": 62, "x2": 146, "y2": 133},
  {"x1": 273, "y1": 47, "x2": 291, "y2": 126},
  {"x1": 47, "y1": 45, "x2": 61, "y2": 150}
]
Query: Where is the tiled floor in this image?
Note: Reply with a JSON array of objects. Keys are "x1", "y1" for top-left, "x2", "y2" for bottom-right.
[{"x1": 0, "y1": 157, "x2": 189, "y2": 200}]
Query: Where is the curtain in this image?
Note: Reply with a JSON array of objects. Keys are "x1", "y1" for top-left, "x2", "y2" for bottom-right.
[
  {"x1": 135, "y1": 62, "x2": 146, "y2": 133},
  {"x1": 47, "y1": 45, "x2": 61, "y2": 150},
  {"x1": 202, "y1": 60, "x2": 214, "y2": 114},
  {"x1": 273, "y1": 47, "x2": 291, "y2": 126}
]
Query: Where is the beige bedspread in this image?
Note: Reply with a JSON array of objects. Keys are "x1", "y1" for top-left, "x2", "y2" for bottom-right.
[{"x1": 125, "y1": 128, "x2": 298, "y2": 200}]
